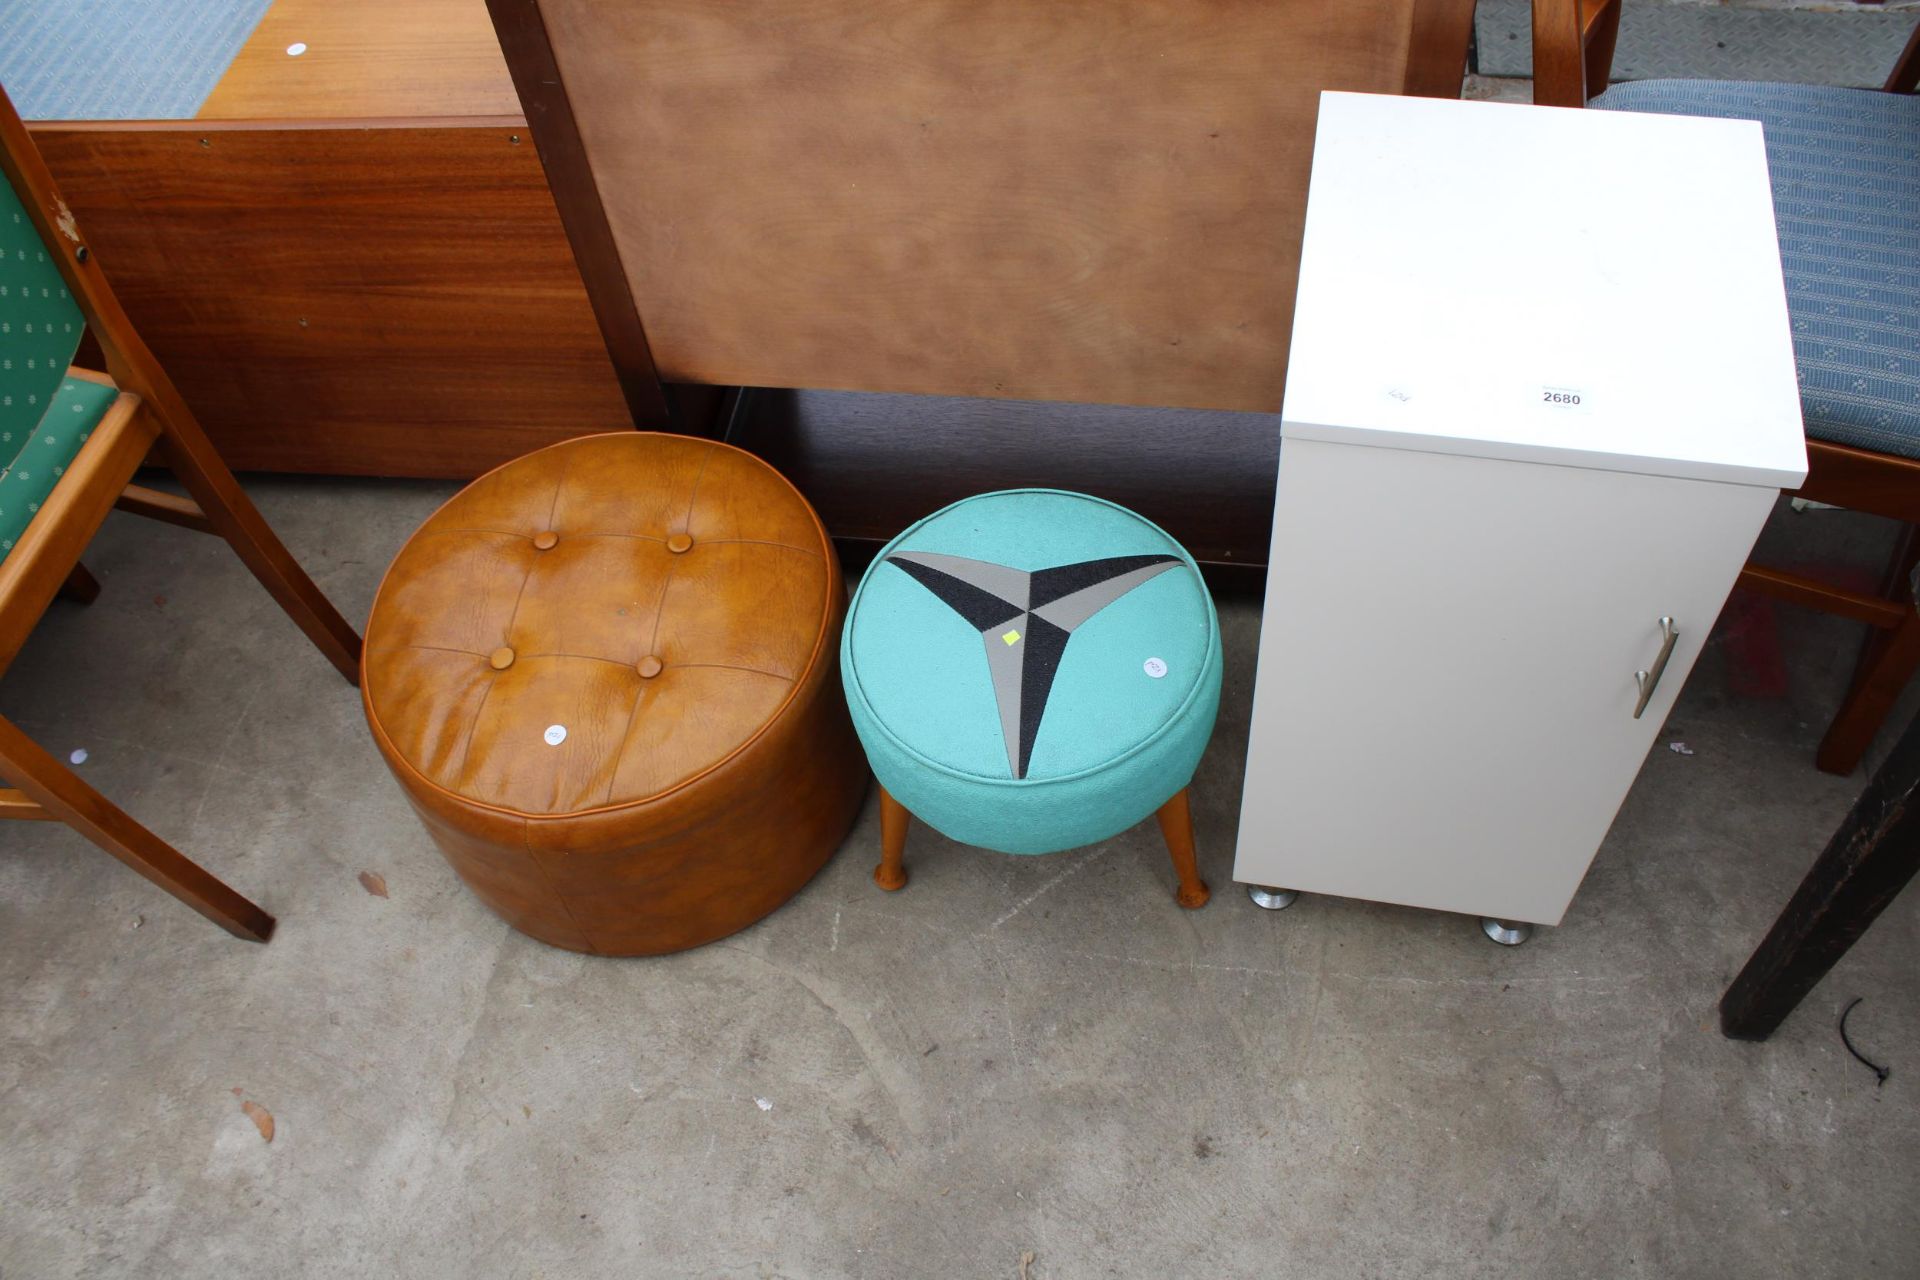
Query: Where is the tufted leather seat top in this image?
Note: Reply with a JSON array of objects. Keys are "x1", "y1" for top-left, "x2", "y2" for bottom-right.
[{"x1": 362, "y1": 432, "x2": 834, "y2": 817}]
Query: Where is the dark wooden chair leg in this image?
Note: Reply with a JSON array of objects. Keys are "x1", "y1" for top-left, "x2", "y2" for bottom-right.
[
  {"x1": 874, "y1": 785, "x2": 909, "y2": 891},
  {"x1": 0, "y1": 713, "x2": 274, "y2": 942},
  {"x1": 56, "y1": 561, "x2": 101, "y2": 605},
  {"x1": 1721, "y1": 707, "x2": 1920, "y2": 1040},
  {"x1": 156, "y1": 430, "x2": 363, "y2": 687},
  {"x1": 1155, "y1": 786, "x2": 1210, "y2": 909}
]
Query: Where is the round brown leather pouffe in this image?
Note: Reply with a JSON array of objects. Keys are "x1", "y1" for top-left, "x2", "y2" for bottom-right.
[{"x1": 361, "y1": 432, "x2": 866, "y2": 955}]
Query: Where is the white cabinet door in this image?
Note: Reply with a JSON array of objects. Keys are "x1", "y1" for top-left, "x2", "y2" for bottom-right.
[{"x1": 1232, "y1": 438, "x2": 1778, "y2": 925}]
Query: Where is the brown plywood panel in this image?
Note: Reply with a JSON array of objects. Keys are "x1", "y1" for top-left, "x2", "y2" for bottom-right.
[
  {"x1": 34, "y1": 121, "x2": 628, "y2": 477},
  {"x1": 200, "y1": 0, "x2": 520, "y2": 120},
  {"x1": 539, "y1": 0, "x2": 1426, "y2": 412}
]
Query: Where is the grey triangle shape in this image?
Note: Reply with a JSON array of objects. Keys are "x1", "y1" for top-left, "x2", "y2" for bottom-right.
[
  {"x1": 981, "y1": 621, "x2": 1026, "y2": 778},
  {"x1": 1030, "y1": 561, "x2": 1179, "y2": 632}
]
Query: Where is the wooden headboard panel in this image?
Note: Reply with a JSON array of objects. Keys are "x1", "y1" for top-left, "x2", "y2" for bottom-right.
[{"x1": 494, "y1": 0, "x2": 1473, "y2": 416}]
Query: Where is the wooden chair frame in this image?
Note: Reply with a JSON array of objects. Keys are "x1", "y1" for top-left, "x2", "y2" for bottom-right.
[
  {"x1": 0, "y1": 86, "x2": 363, "y2": 941},
  {"x1": 1532, "y1": 0, "x2": 1920, "y2": 775}
]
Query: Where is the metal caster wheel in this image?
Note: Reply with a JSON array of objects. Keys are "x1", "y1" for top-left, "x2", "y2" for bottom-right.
[
  {"x1": 1247, "y1": 885, "x2": 1300, "y2": 911},
  {"x1": 1480, "y1": 917, "x2": 1533, "y2": 946}
]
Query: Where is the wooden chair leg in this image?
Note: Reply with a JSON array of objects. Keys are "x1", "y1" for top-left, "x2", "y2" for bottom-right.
[
  {"x1": 56, "y1": 561, "x2": 101, "y2": 605},
  {"x1": 1155, "y1": 786, "x2": 1211, "y2": 909},
  {"x1": 1722, "y1": 703, "x2": 1920, "y2": 1040},
  {"x1": 874, "y1": 785, "x2": 909, "y2": 891},
  {"x1": 155, "y1": 430, "x2": 363, "y2": 687},
  {"x1": 1818, "y1": 528, "x2": 1920, "y2": 775},
  {"x1": 0, "y1": 713, "x2": 274, "y2": 941},
  {"x1": 1818, "y1": 613, "x2": 1920, "y2": 775}
]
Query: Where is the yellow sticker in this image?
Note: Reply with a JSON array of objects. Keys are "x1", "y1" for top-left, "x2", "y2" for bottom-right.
[{"x1": 1001, "y1": 629, "x2": 1021, "y2": 646}]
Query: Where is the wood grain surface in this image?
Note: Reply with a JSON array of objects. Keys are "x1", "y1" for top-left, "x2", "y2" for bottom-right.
[
  {"x1": 32, "y1": 120, "x2": 631, "y2": 477},
  {"x1": 535, "y1": 0, "x2": 1448, "y2": 412},
  {"x1": 1796, "y1": 440, "x2": 1920, "y2": 525},
  {"x1": 488, "y1": 0, "x2": 674, "y2": 427},
  {"x1": 1403, "y1": 0, "x2": 1478, "y2": 99},
  {"x1": 200, "y1": 0, "x2": 519, "y2": 120},
  {"x1": 1530, "y1": 0, "x2": 1604, "y2": 107}
]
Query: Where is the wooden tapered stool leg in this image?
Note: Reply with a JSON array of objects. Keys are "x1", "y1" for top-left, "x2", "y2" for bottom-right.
[
  {"x1": 874, "y1": 785, "x2": 909, "y2": 891},
  {"x1": 0, "y1": 714, "x2": 273, "y2": 941},
  {"x1": 1156, "y1": 787, "x2": 1210, "y2": 908}
]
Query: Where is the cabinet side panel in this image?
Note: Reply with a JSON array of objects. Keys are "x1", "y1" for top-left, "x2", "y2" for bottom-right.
[{"x1": 1233, "y1": 439, "x2": 1776, "y2": 924}]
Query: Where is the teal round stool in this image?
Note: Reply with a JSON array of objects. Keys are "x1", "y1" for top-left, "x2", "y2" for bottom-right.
[{"x1": 842, "y1": 489, "x2": 1223, "y2": 907}]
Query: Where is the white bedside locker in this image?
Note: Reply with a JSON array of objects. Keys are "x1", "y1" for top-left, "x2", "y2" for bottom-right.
[{"x1": 1231, "y1": 91, "x2": 1807, "y2": 942}]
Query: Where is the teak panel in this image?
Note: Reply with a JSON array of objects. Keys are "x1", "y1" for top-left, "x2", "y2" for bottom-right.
[
  {"x1": 489, "y1": 0, "x2": 671, "y2": 425},
  {"x1": 536, "y1": 0, "x2": 1434, "y2": 412},
  {"x1": 31, "y1": 121, "x2": 630, "y2": 477},
  {"x1": 199, "y1": 0, "x2": 520, "y2": 120}
]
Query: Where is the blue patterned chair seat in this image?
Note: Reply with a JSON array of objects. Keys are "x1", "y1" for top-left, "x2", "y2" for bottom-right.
[{"x1": 1592, "y1": 80, "x2": 1920, "y2": 459}]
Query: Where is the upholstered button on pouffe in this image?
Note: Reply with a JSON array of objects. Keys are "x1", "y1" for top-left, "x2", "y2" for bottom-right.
[
  {"x1": 843, "y1": 489, "x2": 1223, "y2": 906},
  {"x1": 362, "y1": 432, "x2": 866, "y2": 955}
]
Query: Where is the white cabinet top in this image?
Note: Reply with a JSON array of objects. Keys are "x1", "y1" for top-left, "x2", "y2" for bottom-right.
[{"x1": 1282, "y1": 92, "x2": 1807, "y2": 488}]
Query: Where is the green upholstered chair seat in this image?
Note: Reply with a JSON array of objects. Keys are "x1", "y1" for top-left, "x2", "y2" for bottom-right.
[
  {"x1": 0, "y1": 374, "x2": 115, "y2": 559},
  {"x1": 843, "y1": 489, "x2": 1223, "y2": 855},
  {"x1": 4, "y1": 165, "x2": 95, "y2": 562}
]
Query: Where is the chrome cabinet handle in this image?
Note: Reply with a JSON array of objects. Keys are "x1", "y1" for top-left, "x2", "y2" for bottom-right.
[{"x1": 1633, "y1": 616, "x2": 1678, "y2": 720}]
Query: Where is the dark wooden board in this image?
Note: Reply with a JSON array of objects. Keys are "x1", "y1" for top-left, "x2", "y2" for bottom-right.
[
  {"x1": 1721, "y1": 704, "x2": 1920, "y2": 1039},
  {"x1": 730, "y1": 388, "x2": 1280, "y2": 566}
]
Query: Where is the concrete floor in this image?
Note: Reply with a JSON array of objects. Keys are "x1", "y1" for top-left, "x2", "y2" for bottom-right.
[{"x1": 2, "y1": 477, "x2": 1917, "y2": 1279}]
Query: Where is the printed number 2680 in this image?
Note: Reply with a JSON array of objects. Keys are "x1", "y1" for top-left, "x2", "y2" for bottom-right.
[{"x1": 1543, "y1": 389, "x2": 1582, "y2": 406}]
